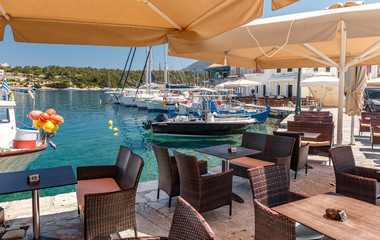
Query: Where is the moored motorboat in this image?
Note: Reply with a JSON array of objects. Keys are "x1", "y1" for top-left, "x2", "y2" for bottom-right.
[{"x1": 143, "y1": 113, "x2": 256, "y2": 136}]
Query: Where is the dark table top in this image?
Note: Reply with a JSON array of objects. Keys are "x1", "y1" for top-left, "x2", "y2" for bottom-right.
[
  {"x1": 196, "y1": 144, "x2": 261, "y2": 160},
  {"x1": 274, "y1": 130, "x2": 321, "y2": 139},
  {"x1": 0, "y1": 166, "x2": 77, "y2": 195}
]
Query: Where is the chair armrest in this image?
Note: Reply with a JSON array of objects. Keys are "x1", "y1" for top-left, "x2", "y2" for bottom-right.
[
  {"x1": 197, "y1": 160, "x2": 208, "y2": 175},
  {"x1": 297, "y1": 143, "x2": 310, "y2": 170},
  {"x1": 335, "y1": 171, "x2": 377, "y2": 205},
  {"x1": 289, "y1": 191, "x2": 308, "y2": 202},
  {"x1": 170, "y1": 156, "x2": 177, "y2": 165},
  {"x1": 356, "y1": 166, "x2": 380, "y2": 181},
  {"x1": 123, "y1": 237, "x2": 167, "y2": 240},
  {"x1": 200, "y1": 169, "x2": 234, "y2": 198},
  {"x1": 275, "y1": 155, "x2": 292, "y2": 175},
  {"x1": 77, "y1": 165, "x2": 116, "y2": 180}
]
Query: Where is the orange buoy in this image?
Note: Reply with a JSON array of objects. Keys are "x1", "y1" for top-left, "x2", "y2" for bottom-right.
[
  {"x1": 45, "y1": 108, "x2": 56, "y2": 116},
  {"x1": 27, "y1": 110, "x2": 42, "y2": 120},
  {"x1": 39, "y1": 112, "x2": 50, "y2": 121},
  {"x1": 49, "y1": 115, "x2": 64, "y2": 124}
]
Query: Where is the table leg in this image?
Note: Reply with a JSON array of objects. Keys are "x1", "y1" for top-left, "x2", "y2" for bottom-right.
[
  {"x1": 226, "y1": 159, "x2": 245, "y2": 203},
  {"x1": 32, "y1": 190, "x2": 40, "y2": 240}
]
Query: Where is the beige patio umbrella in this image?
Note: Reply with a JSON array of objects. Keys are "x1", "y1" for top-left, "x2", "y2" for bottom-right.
[
  {"x1": 169, "y1": 3, "x2": 380, "y2": 146},
  {"x1": 345, "y1": 66, "x2": 367, "y2": 144},
  {"x1": 0, "y1": 0, "x2": 299, "y2": 46}
]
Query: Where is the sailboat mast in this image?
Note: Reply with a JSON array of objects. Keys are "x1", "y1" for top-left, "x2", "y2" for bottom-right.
[
  {"x1": 145, "y1": 47, "x2": 149, "y2": 94},
  {"x1": 164, "y1": 44, "x2": 168, "y2": 85}
]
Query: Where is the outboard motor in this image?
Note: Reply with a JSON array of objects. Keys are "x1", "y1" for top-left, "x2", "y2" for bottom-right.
[{"x1": 143, "y1": 114, "x2": 169, "y2": 130}]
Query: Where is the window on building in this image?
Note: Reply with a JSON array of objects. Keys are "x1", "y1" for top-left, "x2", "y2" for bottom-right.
[
  {"x1": 313, "y1": 67, "x2": 319, "y2": 72},
  {"x1": 276, "y1": 84, "x2": 281, "y2": 95},
  {"x1": 255, "y1": 86, "x2": 259, "y2": 94},
  {"x1": 326, "y1": 67, "x2": 330, "y2": 72},
  {"x1": 276, "y1": 68, "x2": 281, "y2": 73},
  {"x1": 287, "y1": 68, "x2": 292, "y2": 72}
]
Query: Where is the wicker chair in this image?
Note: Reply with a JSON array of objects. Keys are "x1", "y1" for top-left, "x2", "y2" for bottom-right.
[
  {"x1": 273, "y1": 131, "x2": 310, "y2": 179},
  {"x1": 371, "y1": 120, "x2": 380, "y2": 149},
  {"x1": 329, "y1": 146, "x2": 380, "y2": 205},
  {"x1": 123, "y1": 197, "x2": 217, "y2": 240},
  {"x1": 173, "y1": 150, "x2": 233, "y2": 215},
  {"x1": 152, "y1": 144, "x2": 208, "y2": 207},
  {"x1": 247, "y1": 165, "x2": 324, "y2": 239},
  {"x1": 76, "y1": 145, "x2": 144, "y2": 239}
]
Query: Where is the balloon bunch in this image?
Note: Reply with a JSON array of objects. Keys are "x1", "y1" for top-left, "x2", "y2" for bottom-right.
[{"x1": 27, "y1": 109, "x2": 64, "y2": 133}]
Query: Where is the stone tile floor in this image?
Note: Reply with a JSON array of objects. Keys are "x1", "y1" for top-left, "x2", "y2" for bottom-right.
[{"x1": 2, "y1": 107, "x2": 380, "y2": 239}]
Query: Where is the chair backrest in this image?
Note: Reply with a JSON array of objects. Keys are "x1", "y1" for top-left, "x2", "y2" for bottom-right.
[
  {"x1": 371, "y1": 120, "x2": 380, "y2": 133},
  {"x1": 294, "y1": 115, "x2": 333, "y2": 123},
  {"x1": 241, "y1": 131, "x2": 267, "y2": 151},
  {"x1": 115, "y1": 145, "x2": 144, "y2": 190},
  {"x1": 152, "y1": 144, "x2": 173, "y2": 183},
  {"x1": 262, "y1": 134, "x2": 295, "y2": 163},
  {"x1": 173, "y1": 150, "x2": 201, "y2": 204},
  {"x1": 287, "y1": 121, "x2": 334, "y2": 142},
  {"x1": 247, "y1": 165, "x2": 290, "y2": 208},
  {"x1": 300, "y1": 111, "x2": 331, "y2": 116},
  {"x1": 329, "y1": 146, "x2": 356, "y2": 174},
  {"x1": 168, "y1": 196, "x2": 217, "y2": 240}
]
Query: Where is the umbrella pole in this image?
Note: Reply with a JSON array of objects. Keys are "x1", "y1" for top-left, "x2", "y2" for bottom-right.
[
  {"x1": 349, "y1": 116, "x2": 355, "y2": 145},
  {"x1": 295, "y1": 68, "x2": 301, "y2": 114},
  {"x1": 337, "y1": 21, "x2": 347, "y2": 147}
]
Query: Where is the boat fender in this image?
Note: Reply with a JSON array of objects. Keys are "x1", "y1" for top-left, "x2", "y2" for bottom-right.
[{"x1": 154, "y1": 114, "x2": 168, "y2": 122}]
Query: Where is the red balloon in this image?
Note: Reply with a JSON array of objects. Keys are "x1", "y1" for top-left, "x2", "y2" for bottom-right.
[{"x1": 39, "y1": 112, "x2": 50, "y2": 121}]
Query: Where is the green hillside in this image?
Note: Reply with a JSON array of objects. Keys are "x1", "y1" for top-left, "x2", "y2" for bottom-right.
[{"x1": 183, "y1": 61, "x2": 212, "y2": 73}]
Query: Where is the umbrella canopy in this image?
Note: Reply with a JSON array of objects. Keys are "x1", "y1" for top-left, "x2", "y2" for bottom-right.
[
  {"x1": 169, "y1": 3, "x2": 380, "y2": 146},
  {"x1": 223, "y1": 79, "x2": 263, "y2": 87},
  {"x1": 301, "y1": 74, "x2": 339, "y2": 108},
  {"x1": 367, "y1": 78, "x2": 380, "y2": 87},
  {"x1": 0, "y1": 0, "x2": 299, "y2": 47}
]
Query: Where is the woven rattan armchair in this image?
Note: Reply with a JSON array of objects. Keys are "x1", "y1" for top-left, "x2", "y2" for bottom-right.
[
  {"x1": 173, "y1": 150, "x2": 233, "y2": 215},
  {"x1": 247, "y1": 165, "x2": 323, "y2": 239},
  {"x1": 329, "y1": 146, "x2": 380, "y2": 205},
  {"x1": 123, "y1": 197, "x2": 217, "y2": 240},
  {"x1": 274, "y1": 131, "x2": 310, "y2": 179},
  {"x1": 152, "y1": 144, "x2": 208, "y2": 207},
  {"x1": 76, "y1": 145, "x2": 144, "y2": 239},
  {"x1": 371, "y1": 120, "x2": 380, "y2": 149}
]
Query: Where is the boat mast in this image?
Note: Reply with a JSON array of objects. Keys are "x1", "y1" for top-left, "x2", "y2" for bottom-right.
[{"x1": 164, "y1": 44, "x2": 168, "y2": 85}]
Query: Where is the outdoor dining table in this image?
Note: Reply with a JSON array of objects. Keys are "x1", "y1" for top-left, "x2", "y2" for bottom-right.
[
  {"x1": 274, "y1": 130, "x2": 321, "y2": 139},
  {"x1": 272, "y1": 192, "x2": 380, "y2": 240},
  {"x1": 195, "y1": 144, "x2": 269, "y2": 203},
  {"x1": 0, "y1": 166, "x2": 77, "y2": 240}
]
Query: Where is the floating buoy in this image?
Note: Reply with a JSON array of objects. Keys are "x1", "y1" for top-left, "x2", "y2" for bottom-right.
[
  {"x1": 100, "y1": 100, "x2": 102, "y2": 105},
  {"x1": 43, "y1": 120, "x2": 55, "y2": 132},
  {"x1": 33, "y1": 120, "x2": 46, "y2": 129},
  {"x1": 50, "y1": 115, "x2": 64, "y2": 124},
  {"x1": 39, "y1": 112, "x2": 50, "y2": 121},
  {"x1": 52, "y1": 124, "x2": 59, "y2": 133},
  {"x1": 109, "y1": 120, "x2": 113, "y2": 128},
  {"x1": 113, "y1": 127, "x2": 118, "y2": 133},
  {"x1": 45, "y1": 109, "x2": 56, "y2": 116},
  {"x1": 27, "y1": 110, "x2": 43, "y2": 120}
]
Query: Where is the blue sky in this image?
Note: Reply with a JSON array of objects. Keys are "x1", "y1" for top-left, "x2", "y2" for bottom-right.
[{"x1": 0, "y1": 0, "x2": 379, "y2": 71}]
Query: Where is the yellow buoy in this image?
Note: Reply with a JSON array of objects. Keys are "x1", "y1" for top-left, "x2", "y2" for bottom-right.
[
  {"x1": 100, "y1": 100, "x2": 102, "y2": 105},
  {"x1": 113, "y1": 127, "x2": 118, "y2": 133},
  {"x1": 43, "y1": 120, "x2": 55, "y2": 132},
  {"x1": 108, "y1": 120, "x2": 113, "y2": 128}
]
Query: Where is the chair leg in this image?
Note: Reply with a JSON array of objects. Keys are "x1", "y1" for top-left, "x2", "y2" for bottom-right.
[
  {"x1": 229, "y1": 204, "x2": 232, "y2": 216},
  {"x1": 77, "y1": 206, "x2": 80, "y2": 215},
  {"x1": 168, "y1": 196, "x2": 172, "y2": 208},
  {"x1": 305, "y1": 164, "x2": 308, "y2": 176},
  {"x1": 157, "y1": 189, "x2": 160, "y2": 200},
  {"x1": 294, "y1": 170, "x2": 297, "y2": 180},
  {"x1": 134, "y1": 226, "x2": 138, "y2": 238}
]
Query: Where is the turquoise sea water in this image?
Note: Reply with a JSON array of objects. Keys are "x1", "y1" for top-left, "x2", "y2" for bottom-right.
[{"x1": 0, "y1": 90, "x2": 282, "y2": 202}]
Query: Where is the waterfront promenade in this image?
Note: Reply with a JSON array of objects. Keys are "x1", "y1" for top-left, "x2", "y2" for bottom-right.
[{"x1": 1, "y1": 107, "x2": 379, "y2": 239}]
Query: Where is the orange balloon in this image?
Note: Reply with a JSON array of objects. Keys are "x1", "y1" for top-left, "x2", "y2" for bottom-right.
[
  {"x1": 50, "y1": 115, "x2": 64, "y2": 124},
  {"x1": 27, "y1": 110, "x2": 42, "y2": 120},
  {"x1": 39, "y1": 112, "x2": 50, "y2": 121},
  {"x1": 45, "y1": 108, "x2": 56, "y2": 116}
]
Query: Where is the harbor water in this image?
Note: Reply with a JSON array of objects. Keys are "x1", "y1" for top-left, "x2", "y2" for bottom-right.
[{"x1": 1, "y1": 90, "x2": 282, "y2": 202}]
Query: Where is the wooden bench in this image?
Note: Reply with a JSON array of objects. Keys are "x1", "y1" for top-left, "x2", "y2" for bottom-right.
[
  {"x1": 294, "y1": 115, "x2": 333, "y2": 123},
  {"x1": 287, "y1": 121, "x2": 334, "y2": 159},
  {"x1": 222, "y1": 132, "x2": 295, "y2": 178},
  {"x1": 359, "y1": 112, "x2": 380, "y2": 135}
]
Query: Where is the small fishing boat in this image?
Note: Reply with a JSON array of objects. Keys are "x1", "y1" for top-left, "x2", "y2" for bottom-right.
[
  {"x1": 0, "y1": 89, "x2": 57, "y2": 172},
  {"x1": 143, "y1": 113, "x2": 256, "y2": 136}
]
